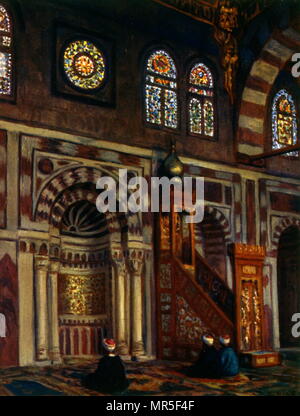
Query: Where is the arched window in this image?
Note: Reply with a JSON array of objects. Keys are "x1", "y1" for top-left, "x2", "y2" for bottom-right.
[
  {"x1": 272, "y1": 89, "x2": 298, "y2": 157},
  {"x1": 145, "y1": 49, "x2": 177, "y2": 129},
  {"x1": 188, "y1": 63, "x2": 215, "y2": 137},
  {"x1": 0, "y1": 4, "x2": 13, "y2": 97}
]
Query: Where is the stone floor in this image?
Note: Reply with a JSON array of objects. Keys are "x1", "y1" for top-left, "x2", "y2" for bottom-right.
[{"x1": 0, "y1": 357, "x2": 299, "y2": 396}]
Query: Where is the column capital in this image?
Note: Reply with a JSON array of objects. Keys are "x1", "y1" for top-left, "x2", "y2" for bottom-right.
[
  {"x1": 111, "y1": 246, "x2": 125, "y2": 262},
  {"x1": 35, "y1": 255, "x2": 49, "y2": 270},
  {"x1": 49, "y1": 260, "x2": 60, "y2": 273},
  {"x1": 128, "y1": 248, "x2": 144, "y2": 275},
  {"x1": 111, "y1": 247, "x2": 127, "y2": 276},
  {"x1": 113, "y1": 261, "x2": 127, "y2": 277}
]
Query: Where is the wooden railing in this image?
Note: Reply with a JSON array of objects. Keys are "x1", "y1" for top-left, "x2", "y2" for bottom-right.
[
  {"x1": 195, "y1": 252, "x2": 235, "y2": 320},
  {"x1": 174, "y1": 257, "x2": 234, "y2": 338}
]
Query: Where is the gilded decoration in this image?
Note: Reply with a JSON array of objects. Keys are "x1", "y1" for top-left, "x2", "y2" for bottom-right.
[
  {"x1": 240, "y1": 281, "x2": 263, "y2": 351},
  {"x1": 59, "y1": 273, "x2": 106, "y2": 315},
  {"x1": 235, "y1": 243, "x2": 265, "y2": 258},
  {"x1": 214, "y1": 1, "x2": 239, "y2": 104},
  {"x1": 176, "y1": 295, "x2": 213, "y2": 344},
  {"x1": 160, "y1": 214, "x2": 170, "y2": 250},
  {"x1": 242, "y1": 265, "x2": 257, "y2": 275},
  {"x1": 240, "y1": 284, "x2": 251, "y2": 350},
  {"x1": 253, "y1": 286, "x2": 262, "y2": 350},
  {"x1": 160, "y1": 263, "x2": 172, "y2": 289}
]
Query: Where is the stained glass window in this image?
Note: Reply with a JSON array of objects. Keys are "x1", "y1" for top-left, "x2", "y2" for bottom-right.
[
  {"x1": 272, "y1": 89, "x2": 298, "y2": 157},
  {"x1": 188, "y1": 63, "x2": 215, "y2": 137},
  {"x1": 145, "y1": 50, "x2": 177, "y2": 129},
  {"x1": 189, "y1": 63, "x2": 213, "y2": 89},
  {"x1": 189, "y1": 98, "x2": 201, "y2": 134},
  {"x1": 63, "y1": 40, "x2": 106, "y2": 91},
  {"x1": 0, "y1": 5, "x2": 12, "y2": 97},
  {"x1": 203, "y1": 100, "x2": 214, "y2": 136}
]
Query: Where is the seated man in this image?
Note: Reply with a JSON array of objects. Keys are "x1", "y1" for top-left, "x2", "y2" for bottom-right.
[
  {"x1": 186, "y1": 334, "x2": 219, "y2": 378},
  {"x1": 217, "y1": 335, "x2": 240, "y2": 377},
  {"x1": 83, "y1": 338, "x2": 130, "y2": 394}
]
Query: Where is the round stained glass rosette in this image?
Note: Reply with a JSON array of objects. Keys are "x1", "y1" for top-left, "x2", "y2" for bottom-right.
[{"x1": 63, "y1": 40, "x2": 105, "y2": 90}]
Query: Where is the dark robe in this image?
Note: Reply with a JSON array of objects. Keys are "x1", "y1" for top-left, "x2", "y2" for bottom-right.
[
  {"x1": 217, "y1": 346, "x2": 240, "y2": 377},
  {"x1": 186, "y1": 345, "x2": 219, "y2": 378},
  {"x1": 83, "y1": 355, "x2": 130, "y2": 394}
]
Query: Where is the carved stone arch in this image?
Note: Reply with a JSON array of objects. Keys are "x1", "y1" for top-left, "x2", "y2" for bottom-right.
[
  {"x1": 29, "y1": 159, "x2": 150, "y2": 359},
  {"x1": 34, "y1": 165, "x2": 119, "y2": 221},
  {"x1": 34, "y1": 164, "x2": 143, "y2": 244}
]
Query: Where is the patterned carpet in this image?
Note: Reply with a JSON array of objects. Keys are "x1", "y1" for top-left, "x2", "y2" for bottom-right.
[{"x1": 0, "y1": 358, "x2": 299, "y2": 396}]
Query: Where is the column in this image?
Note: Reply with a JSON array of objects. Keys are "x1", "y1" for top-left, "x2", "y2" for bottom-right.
[
  {"x1": 35, "y1": 255, "x2": 49, "y2": 361},
  {"x1": 48, "y1": 260, "x2": 61, "y2": 362},
  {"x1": 129, "y1": 249, "x2": 145, "y2": 356},
  {"x1": 114, "y1": 259, "x2": 129, "y2": 355},
  {"x1": 18, "y1": 245, "x2": 35, "y2": 366}
]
